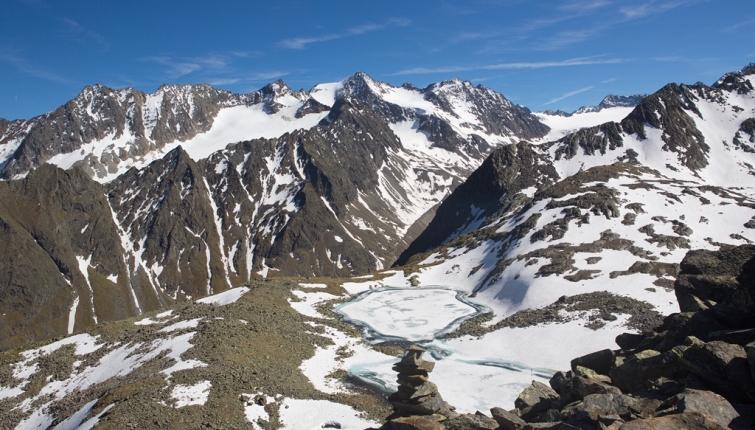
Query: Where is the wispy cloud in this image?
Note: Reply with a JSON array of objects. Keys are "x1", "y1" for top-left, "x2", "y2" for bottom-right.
[
  {"x1": 392, "y1": 56, "x2": 628, "y2": 75},
  {"x1": 143, "y1": 55, "x2": 229, "y2": 79},
  {"x1": 277, "y1": 18, "x2": 410, "y2": 50},
  {"x1": 602, "y1": 78, "x2": 617, "y2": 83},
  {"x1": 723, "y1": 17, "x2": 755, "y2": 33},
  {"x1": 542, "y1": 86, "x2": 594, "y2": 106},
  {"x1": 59, "y1": 18, "x2": 110, "y2": 51},
  {"x1": 0, "y1": 52, "x2": 69, "y2": 83},
  {"x1": 558, "y1": 0, "x2": 613, "y2": 12},
  {"x1": 208, "y1": 71, "x2": 289, "y2": 86},
  {"x1": 619, "y1": 0, "x2": 699, "y2": 19}
]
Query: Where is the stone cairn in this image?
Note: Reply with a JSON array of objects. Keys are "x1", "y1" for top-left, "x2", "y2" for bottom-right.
[{"x1": 388, "y1": 345, "x2": 453, "y2": 418}]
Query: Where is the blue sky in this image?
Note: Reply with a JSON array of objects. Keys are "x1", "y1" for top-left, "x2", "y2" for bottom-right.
[{"x1": 1, "y1": 0, "x2": 753, "y2": 120}]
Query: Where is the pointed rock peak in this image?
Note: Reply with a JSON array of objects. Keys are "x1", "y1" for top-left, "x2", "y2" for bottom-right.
[
  {"x1": 598, "y1": 94, "x2": 648, "y2": 108},
  {"x1": 343, "y1": 71, "x2": 385, "y2": 89},
  {"x1": 349, "y1": 71, "x2": 372, "y2": 82},
  {"x1": 75, "y1": 84, "x2": 112, "y2": 100},
  {"x1": 165, "y1": 144, "x2": 192, "y2": 160},
  {"x1": 741, "y1": 62, "x2": 755, "y2": 75},
  {"x1": 260, "y1": 79, "x2": 292, "y2": 96}
]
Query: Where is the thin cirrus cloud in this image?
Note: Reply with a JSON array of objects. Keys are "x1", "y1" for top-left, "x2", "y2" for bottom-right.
[
  {"x1": 723, "y1": 17, "x2": 755, "y2": 33},
  {"x1": 143, "y1": 55, "x2": 229, "y2": 79},
  {"x1": 208, "y1": 71, "x2": 289, "y2": 86},
  {"x1": 542, "y1": 86, "x2": 595, "y2": 106},
  {"x1": 277, "y1": 18, "x2": 411, "y2": 50},
  {"x1": 59, "y1": 18, "x2": 110, "y2": 51},
  {"x1": 0, "y1": 52, "x2": 69, "y2": 83},
  {"x1": 391, "y1": 56, "x2": 628, "y2": 75},
  {"x1": 619, "y1": 0, "x2": 702, "y2": 19}
]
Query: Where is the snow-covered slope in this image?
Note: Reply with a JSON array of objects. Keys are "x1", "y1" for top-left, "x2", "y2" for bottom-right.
[
  {"x1": 0, "y1": 73, "x2": 554, "y2": 350},
  {"x1": 535, "y1": 107, "x2": 636, "y2": 141},
  {"x1": 399, "y1": 65, "x2": 755, "y2": 323}
]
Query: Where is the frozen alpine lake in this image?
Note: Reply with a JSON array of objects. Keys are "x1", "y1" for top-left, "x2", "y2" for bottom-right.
[
  {"x1": 332, "y1": 286, "x2": 566, "y2": 412},
  {"x1": 334, "y1": 287, "x2": 485, "y2": 343}
]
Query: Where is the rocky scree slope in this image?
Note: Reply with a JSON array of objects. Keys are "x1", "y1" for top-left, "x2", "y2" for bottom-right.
[
  {"x1": 0, "y1": 73, "x2": 548, "y2": 351},
  {"x1": 396, "y1": 64, "x2": 755, "y2": 324},
  {"x1": 0, "y1": 279, "x2": 389, "y2": 429}
]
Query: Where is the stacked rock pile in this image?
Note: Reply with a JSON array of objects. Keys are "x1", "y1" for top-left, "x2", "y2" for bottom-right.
[
  {"x1": 381, "y1": 345, "x2": 501, "y2": 429},
  {"x1": 388, "y1": 345, "x2": 450, "y2": 416}
]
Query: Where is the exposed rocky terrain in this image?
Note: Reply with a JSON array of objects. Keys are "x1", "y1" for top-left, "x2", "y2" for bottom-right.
[
  {"x1": 378, "y1": 244, "x2": 755, "y2": 429},
  {"x1": 396, "y1": 64, "x2": 755, "y2": 326},
  {"x1": 0, "y1": 73, "x2": 550, "y2": 351},
  {"x1": 542, "y1": 94, "x2": 648, "y2": 117},
  {"x1": 0, "y1": 279, "x2": 391, "y2": 429}
]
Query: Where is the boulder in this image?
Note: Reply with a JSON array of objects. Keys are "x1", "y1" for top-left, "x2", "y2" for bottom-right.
[
  {"x1": 615, "y1": 333, "x2": 644, "y2": 351},
  {"x1": 561, "y1": 393, "x2": 640, "y2": 423},
  {"x1": 385, "y1": 416, "x2": 444, "y2": 430},
  {"x1": 657, "y1": 389, "x2": 740, "y2": 429},
  {"x1": 570, "y1": 349, "x2": 615, "y2": 376},
  {"x1": 390, "y1": 393, "x2": 447, "y2": 415},
  {"x1": 609, "y1": 349, "x2": 687, "y2": 393},
  {"x1": 573, "y1": 365, "x2": 611, "y2": 383},
  {"x1": 548, "y1": 371, "x2": 573, "y2": 397},
  {"x1": 570, "y1": 376, "x2": 622, "y2": 400},
  {"x1": 490, "y1": 407, "x2": 526, "y2": 430},
  {"x1": 618, "y1": 411, "x2": 728, "y2": 429},
  {"x1": 674, "y1": 246, "x2": 755, "y2": 328},
  {"x1": 442, "y1": 413, "x2": 498, "y2": 430},
  {"x1": 747, "y1": 341, "x2": 755, "y2": 383},
  {"x1": 672, "y1": 337, "x2": 755, "y2": 403},
  {"x1": 515, "y1": 381, "x2": 559, "y2": 414},
  {"x1": 522, "y1": 423, "x2": 581, "y2": 430}
]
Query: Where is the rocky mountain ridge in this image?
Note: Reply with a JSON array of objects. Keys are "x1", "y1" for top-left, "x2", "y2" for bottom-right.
[
  {"x1": 542, "y1": 94, "x2": 647, "y2": 117},
  {"x1": 0, "y1": 73, "x2": 550, "y2": 351},
  {"x1": 396, "y1": 65, "x2": 755, "y2": 325}
]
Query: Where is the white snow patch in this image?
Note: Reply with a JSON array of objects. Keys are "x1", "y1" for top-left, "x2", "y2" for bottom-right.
[
  {"x1": 158, "y1": 318, "x2": 202, "y2": 333},
  {"x1": 288, "y1": 290, "x2": 339, "y2": 319},
  {"x1": 277, "y1": 398, "x2": 380, "y2": 430},
  {"x1": 171, "y1": 380, "x2": 212, "y2": 407},
  {"x1": 195, "y1": 286, "x2": 249, "y2": 306}
]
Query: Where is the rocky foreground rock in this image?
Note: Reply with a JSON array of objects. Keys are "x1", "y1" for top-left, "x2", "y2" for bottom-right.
[{"x1": 378, "y1": 244, "x2": 755, "y2": 429}]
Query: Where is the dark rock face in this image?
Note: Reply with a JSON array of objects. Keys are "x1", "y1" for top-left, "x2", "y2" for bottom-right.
[
  {"x1": 567, "y1": 94, "x2": 648, "y2": 115},
  {"x1": 0, "y1": 84, "x2": 247, "y2": 180},
  {"x1": 396, "y1": 141, "x2": 559, "y2": 265},
  {"x1": 0, "y1": 165, "x2": 140, "y2": 351},
  {"x1": 674, "y1": 245, "x2": 755, "y2": 327}
]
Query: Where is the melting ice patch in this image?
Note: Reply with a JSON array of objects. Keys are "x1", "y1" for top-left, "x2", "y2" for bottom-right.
[{"x1": 334, "y1": 287, "x2": 487, "y2": 343}]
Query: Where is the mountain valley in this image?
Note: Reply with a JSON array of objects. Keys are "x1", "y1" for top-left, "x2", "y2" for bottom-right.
[{"x1": 0, "y1": 64, "x2": 754, "y2": 429}]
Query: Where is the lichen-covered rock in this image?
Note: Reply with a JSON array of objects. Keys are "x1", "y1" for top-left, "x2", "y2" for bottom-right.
[
  {"x1": 674, "y1": 245, "x2": 755, "y2": 328},
  {"x1": 657, "y1": 389, "x2": 740, "y2": 429},
  {"x1": 515, "y1": 381, "x2": 560, "y2": 414},
  {"x1": 609, "y1": 349, "x2": 687, "y2": 393},
  {"x1": 672, "y1": 338, "x2": 755, "y2": 403},
  {"x1": 442, "y1": 412, "x2": 498, "y2": 430},
  {"x1": 570, "y1": 349, "x2": 615, "y2": 376},
  {"x1": 618, "y1": 412, "x2": 728, "y2": 430},
  {"x1": 490, "y1": 407, "x2": 526, "y2": 430},
  {"x1": 385, "y1": 416, "x2": 444, "y2": 430},
  {"x1": 570, "y1": 376, "x2": 622, "y2": 400}
]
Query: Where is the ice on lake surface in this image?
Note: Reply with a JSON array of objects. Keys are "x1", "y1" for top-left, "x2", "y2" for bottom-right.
[
  {"x1": 332, "y1": 286, "x2": 566, "y2": 412},
  {"x1": 334, "y1": 287, "x2": 484, "y2": 343}
]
